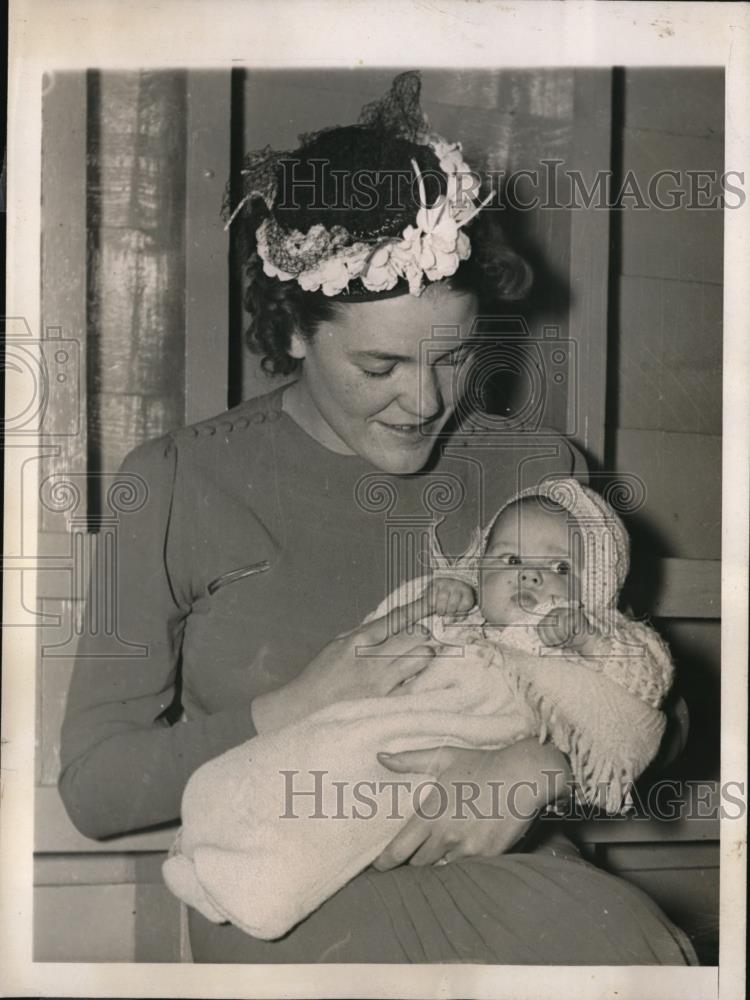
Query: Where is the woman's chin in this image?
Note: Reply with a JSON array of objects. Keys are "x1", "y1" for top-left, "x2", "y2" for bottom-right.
[{"x1": 366, "y1": 443, "x2": 435, "y2": 475}]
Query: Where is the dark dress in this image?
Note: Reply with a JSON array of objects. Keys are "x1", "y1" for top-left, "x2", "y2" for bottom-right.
[{"x1": 59, "y1": 385, "x2": 698, "y2": 965}]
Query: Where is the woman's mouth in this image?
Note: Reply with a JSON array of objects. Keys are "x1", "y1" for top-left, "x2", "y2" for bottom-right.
[{"x1": 375, "y1": 420, "x2": 436, "y2": 439}]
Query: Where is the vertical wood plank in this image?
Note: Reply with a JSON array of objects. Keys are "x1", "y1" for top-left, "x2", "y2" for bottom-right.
[
  {"x1": 615, "y1": 275, "x2": 722, "y2": 435},
  {"x1": 621, "y1": 67, "x2": 724, "y2": 139},
  {"x1": 40, "y1": 71, "x2": 88, "y2": 530},
  {"x1": 87, "y1": 71, "x2": 188, "y2": 485},
  {"x1": 566, "y1": 69, "x2": 613, "y2": 468},
  {"x1": 185, "y1": 71, "x2": 231, "y2": 423},
  {"x1": 619, "y1": 128, "x2": 723, "y2": 285},
  {"x1": 614, "y1": 428, "x2": 721, "y2": 559}
]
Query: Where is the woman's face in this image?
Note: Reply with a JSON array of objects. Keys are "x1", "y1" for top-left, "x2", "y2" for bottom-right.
[{"x1": 288, "y1": 285, "x2": 479, "y2": 474}]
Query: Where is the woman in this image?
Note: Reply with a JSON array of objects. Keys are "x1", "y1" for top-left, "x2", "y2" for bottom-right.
[{"x1": 59, "y1": 72, "x2": 697, "y2": 964}]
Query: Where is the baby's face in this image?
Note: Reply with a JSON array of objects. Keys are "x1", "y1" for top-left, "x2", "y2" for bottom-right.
[{"x1": 479, "y1": 498, "x2": 583, "y2": 626}]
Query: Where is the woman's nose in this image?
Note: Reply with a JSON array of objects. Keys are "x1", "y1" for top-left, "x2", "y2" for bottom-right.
[
  {"x1": 519, "y1": 568, "x2": 543, "y2": 587},
  {"x1": 401, "y1": 365, "x2": 443, "y2": 420}
]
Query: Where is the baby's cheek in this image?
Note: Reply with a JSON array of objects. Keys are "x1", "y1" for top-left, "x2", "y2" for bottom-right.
[
  {"x1": 544, "y1": 575, "x2": 576, "y2": 603},
  {"x1": 477, "y1": 574, "x2": 513, "y2": 624}
]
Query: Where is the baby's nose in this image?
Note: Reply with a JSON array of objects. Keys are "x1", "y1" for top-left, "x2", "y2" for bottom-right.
[{"x1": 519, "y1": 568, "x2": 542, "y2": 587}]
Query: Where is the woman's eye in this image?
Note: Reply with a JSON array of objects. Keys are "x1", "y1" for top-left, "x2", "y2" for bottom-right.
[
  {"x1": 434, "y1": 349, "x2": 472, "y2": 367},
  {"x1": 361, "y1": 366, "x2": 395, "y2": 379},
  {"x1": 552, "y1": 561, "x2": 570, "y2": 575}
]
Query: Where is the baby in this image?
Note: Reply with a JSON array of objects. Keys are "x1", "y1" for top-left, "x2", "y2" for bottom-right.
[
  {"x1": 443, "y1": 498, "x2": 594, "y2": 640},
  {"x1": 403, "y1": 492, "x2": 609, "y2": 668},
  {"x1": 163, "y1": 479, "x2": 674, "y2": 940},
  {"x1": 405, "y1": 478, "x2": 673, "y2": 716}
]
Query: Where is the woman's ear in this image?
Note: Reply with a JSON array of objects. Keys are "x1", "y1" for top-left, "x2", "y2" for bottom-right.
[{"x1": 288, "y1": 332, "x2": 307, "y2": 360}]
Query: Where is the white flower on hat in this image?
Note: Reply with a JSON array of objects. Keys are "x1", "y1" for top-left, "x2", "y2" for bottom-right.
[
  {"x1": 428, "y1": 136, "x2": 470, "y2": 176},
  {"x1": 359, "y1": 242, "x2": 403, "y2": 293},
  {"x1": 298, "y1": 244, "x2": 371, "y2": 296},
  {"x1": 260, "y1": 257, "x2": 296, "y2": 283},
  {"x1": 390, "y1": 158, "x2": 488, "y2": 292}
]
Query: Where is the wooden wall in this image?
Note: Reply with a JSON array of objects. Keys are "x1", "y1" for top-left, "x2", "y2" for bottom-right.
[
  {"x1": 608, "y1": 68, "x2": 723, "y2": 782},
  {"x1": 35, "y1": 69, "x2": 194, "y2": 963},
  {"x1": 598, "y1": 67, "x2": 723, "y2": 964}
]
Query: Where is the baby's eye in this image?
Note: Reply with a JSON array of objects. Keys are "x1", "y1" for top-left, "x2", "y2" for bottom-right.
[
  {"x1": 552, "y1": 560, "x2": 570, "y2": 575},
  {"x1": 503, "y1": 554, "x2": 522, "y2": 566}
]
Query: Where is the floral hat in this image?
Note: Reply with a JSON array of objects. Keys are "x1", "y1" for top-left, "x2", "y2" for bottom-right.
[{"x1": 223, "y1": 71, "x2": 494, "y2": 299}]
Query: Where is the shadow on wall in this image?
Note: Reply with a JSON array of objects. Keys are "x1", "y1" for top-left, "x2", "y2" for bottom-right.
[{"x1": 622, "y1": 518, "x2": 721, "y2": 781}]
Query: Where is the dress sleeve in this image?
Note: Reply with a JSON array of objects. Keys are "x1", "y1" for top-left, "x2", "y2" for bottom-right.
[{"x1": 58, "y1": 435, "x2": 259, "y2": 840}]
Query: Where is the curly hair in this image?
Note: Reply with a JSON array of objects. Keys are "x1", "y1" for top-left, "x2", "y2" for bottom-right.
[
  {"x1": 242, "y1": 224, "x2": 339, "y2": 377},
  {"x1": 238, "y1": 125, "x2": 533, "y2": 377}
]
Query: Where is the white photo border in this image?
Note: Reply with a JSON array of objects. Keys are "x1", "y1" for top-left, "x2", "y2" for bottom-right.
[{"x1": 3, "y1": 1, "x2": 747, "y2": 997}]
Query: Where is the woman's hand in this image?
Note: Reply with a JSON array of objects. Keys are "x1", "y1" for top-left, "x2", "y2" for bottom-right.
[
  {"x1": 251, "y1": 597, "x2": 437, "y2": 733},
  {"x1": 372, "y1": 738, "x2": 572, "y2": 870}
]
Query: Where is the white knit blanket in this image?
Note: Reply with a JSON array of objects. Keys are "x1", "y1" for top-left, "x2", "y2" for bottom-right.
[{"x1": 163, "y1": 623, "x2": 666, "y2": 940}]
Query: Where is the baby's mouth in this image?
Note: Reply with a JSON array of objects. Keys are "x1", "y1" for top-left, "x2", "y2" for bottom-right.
[{"x1": 513, "y1": 589, "x2": 538, "y2": 610}]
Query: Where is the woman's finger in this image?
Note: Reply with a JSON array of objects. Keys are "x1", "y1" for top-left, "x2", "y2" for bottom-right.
[
  {"x1": 385, "y1": 644, "x2": 436, "y2": 686},
  {"x1": 377, "y1": 746, "x2": 460, "y2": 777},
  {"x1": 371, "y1": 818, "x2": 430, "y2": 872},
  {"x1": 434, "y1": 849, "x2": 465, "y2": 866},
  {"x1": 357, "y1": 594, "x2": 433, "y2": 646},
  {"x1": 408, "y1": 833, "x2": 453, "y2": 867}
]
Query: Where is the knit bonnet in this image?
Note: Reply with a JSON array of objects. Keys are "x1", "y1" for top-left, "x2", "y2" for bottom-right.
[{"x1": 485, "y1": 477, "x2": 630, "y2": 619}]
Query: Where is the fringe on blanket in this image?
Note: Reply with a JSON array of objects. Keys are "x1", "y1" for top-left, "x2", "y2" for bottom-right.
[{"x1": 500, "y1": 659, "x2": 645, "y2": 815}]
